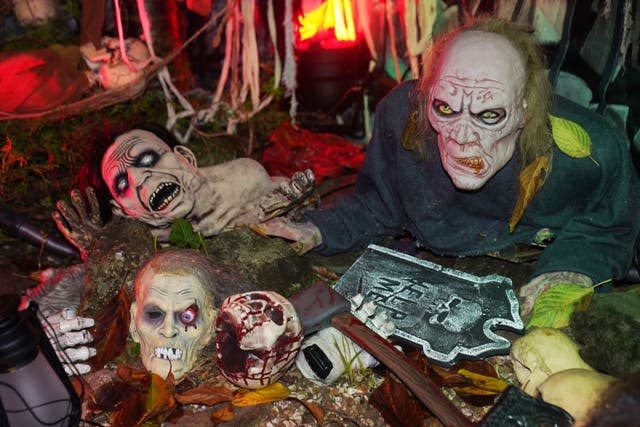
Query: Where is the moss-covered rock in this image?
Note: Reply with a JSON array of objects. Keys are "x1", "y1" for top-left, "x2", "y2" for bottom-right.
[
  {"x1": 204, "y1": 228, "x2": 315, "y2": 297},
  {"x1": 570, "y1": 290, "x2": 640, "y2": 376}
]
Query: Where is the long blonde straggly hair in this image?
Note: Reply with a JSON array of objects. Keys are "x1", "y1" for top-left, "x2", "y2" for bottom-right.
[{"x1": 411, "y1": 17, "x2": 554, "y2": 171}]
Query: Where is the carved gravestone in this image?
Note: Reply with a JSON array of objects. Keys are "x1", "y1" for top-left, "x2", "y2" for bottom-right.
[{"x1": 334, "y1": 244, "x2": 524, "y2": 365}]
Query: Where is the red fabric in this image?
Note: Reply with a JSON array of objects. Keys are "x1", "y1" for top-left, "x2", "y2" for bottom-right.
[
  {"x1": 0, "y1": 49, "x2": 91, "y2": 114},
  {"x1": 262, "y1": 122, "x2": 365, "y2": 183}
]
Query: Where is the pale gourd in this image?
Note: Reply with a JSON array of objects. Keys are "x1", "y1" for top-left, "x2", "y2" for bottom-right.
[
  {"x1": 510, "y1": 327, "x2": 594, "y2": 396},
  {"x1": 538, "y1": 368, "x2": 618, "y2": 426}
]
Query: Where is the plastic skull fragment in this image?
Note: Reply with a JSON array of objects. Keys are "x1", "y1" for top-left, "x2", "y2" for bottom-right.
[{"x1": 215, "y1": 291, "x2": 303, "y2": 389}]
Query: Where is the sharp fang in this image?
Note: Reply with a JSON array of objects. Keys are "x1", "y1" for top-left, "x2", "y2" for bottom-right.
[{"x1": 154, "y1": 347, "x2": 183, "y2": 361}]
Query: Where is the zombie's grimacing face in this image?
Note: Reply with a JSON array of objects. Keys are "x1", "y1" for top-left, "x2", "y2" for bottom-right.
[
  {"x1": 129, "y1": 272, "x2": 216, "y2": 380},
  {"x1": 101, "y1": 130, "x2": 203, "y2": 228},
  {"x1": 427, "y1": 31, "x2": 527, "y2": 190}
]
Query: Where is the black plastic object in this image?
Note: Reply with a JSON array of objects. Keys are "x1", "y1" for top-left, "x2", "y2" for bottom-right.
[{"x1": 479, "y1": 386, "x2": 574, "y2": 427}]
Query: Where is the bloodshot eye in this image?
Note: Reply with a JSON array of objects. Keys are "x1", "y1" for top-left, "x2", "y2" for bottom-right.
[{"x1": 179, "y1": 304, "x2": 199, "y2": 330}]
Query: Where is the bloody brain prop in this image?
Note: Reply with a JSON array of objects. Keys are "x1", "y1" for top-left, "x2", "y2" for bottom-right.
[{"x1": 215, "y1": 291, "x2": 303, "y2": 389}]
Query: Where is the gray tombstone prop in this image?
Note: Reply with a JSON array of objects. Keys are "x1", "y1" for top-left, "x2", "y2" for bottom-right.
[{"x1": 333, "y1": 244, "x2": 524, "y2": 365}]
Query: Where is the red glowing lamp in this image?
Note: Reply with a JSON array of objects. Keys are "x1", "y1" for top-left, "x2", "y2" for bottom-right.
[{"x1": 296, "y1": 0, "x2": 359, "y2": 50}]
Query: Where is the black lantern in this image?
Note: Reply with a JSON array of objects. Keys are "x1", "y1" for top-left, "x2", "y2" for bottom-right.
[{"x1": 0, "y1": 295, "x2": 81, "y2": 426}]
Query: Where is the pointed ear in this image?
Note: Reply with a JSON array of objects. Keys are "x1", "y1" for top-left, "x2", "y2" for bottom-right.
[
  {"x1": 129, "y1": 301, "x2": 140, "y2": 343},
  {"x1": 110, "y1": 199, "x2": 126, "y2": 217},
  {"x1": 174, "y1": 146, "x2": 198, "y2": 169}
]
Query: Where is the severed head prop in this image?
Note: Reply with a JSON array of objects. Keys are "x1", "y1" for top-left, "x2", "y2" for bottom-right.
[
  {"x1": 129, "y1": 249, "x2": 219, "y2": 380},
  {"x1": 215, "y1": 291, "x2": 303, "y2": 389},
  {"x1": 101, "y1": 128, "x2": 204, "y2": 229},
  {"x1": 427, "y1": 30, "x2": 527, "y2": 191}
]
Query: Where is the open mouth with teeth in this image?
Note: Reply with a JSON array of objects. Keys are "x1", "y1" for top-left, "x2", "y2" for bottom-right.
[
  {"x1": 154, "y1": 347, "x2": 183, "y2": 361},
  {"x1": 149, "y1": 182, "x2": 180, "y2": 211},
  {"x1": 454, "y1": 156, "x2": 484, "y2": 174}
]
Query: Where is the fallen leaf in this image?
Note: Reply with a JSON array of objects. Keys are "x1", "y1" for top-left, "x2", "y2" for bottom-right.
[
  {"x1": 549, "y1": 114, "x2": 595, "y2": 163},
  {"x1": 456, "y1": 369, "x2": 508, "y2": 393},
  {"x1": 89, "y1": 285, "x2": 131, "y2": 370},
  {"x1": 176, "y1": 383, "x2": 234, "y2": 406},
  {"x1": 232, "y1": 382, "x2": 290, "y2": 406},
  {"x1": 211, "y1": 402, "x2": 235, "y2": 422},
  {"x1": 509, "y1": 155, "x2": 549, "y2": 232},
  {"x1": 311, "y1": 265, "x2": 341, "y2": 281},
  {"x1": 370, "y1": 376, "x2": 434, "y2": 427},
  {"x1": 142, "y1": 372, "x2": 177, "y2": 425},
  {"x1": 287, "y1": 397, "x2": 325, "y2": 423},
  {"x1": 527, "y1": 283, "x2": 594, "y2": 329},
  {"x1": 108, "y1": 372, "x2": 178, "y2": 427}
]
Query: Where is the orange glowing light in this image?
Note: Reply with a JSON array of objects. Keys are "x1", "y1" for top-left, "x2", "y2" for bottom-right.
[{"x1": 298, "y1": 0, "x2": 356, "y2": 42}]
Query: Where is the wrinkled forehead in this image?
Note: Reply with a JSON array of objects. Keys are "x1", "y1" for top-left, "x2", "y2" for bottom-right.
[
  {"x1": 137, "y1": 271, "x2": 207, "y2": 301},
  {"x1": 434, "y1": 30, "x2": 525, "y2": 96},
  {"x1": 101, "y1": 129, "x2": 171, "y2": 175}
]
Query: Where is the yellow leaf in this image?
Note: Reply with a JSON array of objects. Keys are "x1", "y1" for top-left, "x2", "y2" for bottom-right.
[
  {"x1": 509, "y1": 155, "x2": 549, "y2": 232},
  {"x1": 527, "y1": 283, "x2": 595, "y2": 329},
  {"x1": 232, "y1": 382, "x2": 290, "y2": 407},
  {"x1": 457, "y1": 369, "x2": 509, "y2": 393},
  {"x1": 549, "y1": 115, "x2": 598, "y2": 166}
]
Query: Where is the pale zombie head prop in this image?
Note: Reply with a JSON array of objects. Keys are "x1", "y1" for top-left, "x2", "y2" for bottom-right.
[
  {"x1": 427, "y1": 30, "x2": 527, "y2": 191},
  {"x1": 101, "y1": 129, "x2": 203, "y2": 228},
  {"x1": 129, "y1": 250, "x2": 219, "y2": 380},
  {"x1": 215, "y1": 291, "x2": 303, "y2": 389}
]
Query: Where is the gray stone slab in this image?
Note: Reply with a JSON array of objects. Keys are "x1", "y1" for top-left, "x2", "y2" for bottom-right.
[{"x1": 334, "y1": 244, "x2": 524, "y2": 365}]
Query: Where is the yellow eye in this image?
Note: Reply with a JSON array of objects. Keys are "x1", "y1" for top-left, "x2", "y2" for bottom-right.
[
  {"x1": 476, "y1": 108, "x2": 506, "y2": 124},
  {"x1": 434, "y1": 101, "x2": 455, "y2": 116},
  {"x1": 481, "y1": 111, "x2": 498, "y2": 119}
]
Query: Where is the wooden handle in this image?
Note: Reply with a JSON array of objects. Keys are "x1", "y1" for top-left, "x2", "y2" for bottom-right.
[{"x1": 331, "y1": 311, "x2": 473, "y2": 427}]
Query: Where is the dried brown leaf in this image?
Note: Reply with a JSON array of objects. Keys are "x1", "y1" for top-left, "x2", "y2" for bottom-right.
[
  {"x1": 211, "y1": 402, "x2": 235, "y2": 423},
  {"x1": 89, "y1": 285, "x2": 131, "y2": 370},
  {"x1": 509, "y1": 155, "x2": 549, "y2": 232},
  {"x1": 369, "y1": 376, "x2": 434, "y2": 427},
  {"x1": 176, "y1": 383, "x2": 234, "y2": 406}
]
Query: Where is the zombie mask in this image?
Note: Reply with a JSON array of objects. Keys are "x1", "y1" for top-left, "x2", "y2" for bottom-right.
[
  {"x1": 101, "y1": 129, "x2": 204, "y2": 228},
  {"x1": 427, "y1": 31, "x2": 527, "y2": 190},
  {"x1": 129, "y1": 250, "x2": 218, "y2": 380},
  {"x1": 215, "y1": 291, "x2": 303, "y2": 389}
]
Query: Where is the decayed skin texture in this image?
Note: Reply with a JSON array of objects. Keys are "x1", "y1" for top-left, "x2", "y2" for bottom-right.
[
  {"x1": 128, "y1": 250, "x2": 254, "y2": 381},
  {"x1": 100, "y1": 129, "x2": 316, "y2": 241},
  {"x1": 426, "y1": 31, "x2": 526, "y2": 191}
]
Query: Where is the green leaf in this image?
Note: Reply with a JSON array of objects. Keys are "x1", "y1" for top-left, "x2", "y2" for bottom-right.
[
  {"x1": 526, "y1": 283, "x2": 595, "y2": 329},
  {"x1": 549, "y1": 115, "x2": 599, "y2": 166},
  {"x1": 169, "y1": 219, "x2": 202, "y2": 249}
]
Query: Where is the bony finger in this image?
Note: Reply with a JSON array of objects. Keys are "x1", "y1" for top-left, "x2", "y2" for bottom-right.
[
  {"x1": 59, "y1": 317, "x2": 95, "y2": 333},
  {"x1": 61, "y1": 308, "x2": 76, "y2": 320},
  {"x1": 64, "y1": 346, "x2": 97, "y2": 361},
  {"x1": 349, "y1": 294, "x2": 365, "y2": 311},
  {"x1": 64, "y1": 363, "x2": 91, "y2": 376},
  {"x1": 58, "y1": 330, "x2": 93, "y2": 347}
]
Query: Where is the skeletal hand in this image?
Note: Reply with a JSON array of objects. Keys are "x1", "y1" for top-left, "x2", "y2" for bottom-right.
[
  {"x1": 259, "y1": 169, "x2": 317, "y2": 221},
  {"x1": 52, "y1": 187, "x2": 103, "y2": 261},
  {"x1": 251, "y1": 217, "x2": 323, "y2": 255},
  {"x1": 40, "y1": 308, "x2": 96, "y2": 376},
  {"x1": 296, "y1": 294, "x2": 395, "y2": 384},
  {"x1": 519, "y1": 271, "x2": 593, "y2": 316}
]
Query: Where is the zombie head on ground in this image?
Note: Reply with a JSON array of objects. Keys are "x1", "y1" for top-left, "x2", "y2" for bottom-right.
[
  {"x1": 414, "y1": 18, "x2": 553, "y2": 190},
  {"x1": 129, "y1": 249, "x2": 219, "y2": 380},
  {"x1": 101, "y1": 127, "x2": 204, "y2": 228}
]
